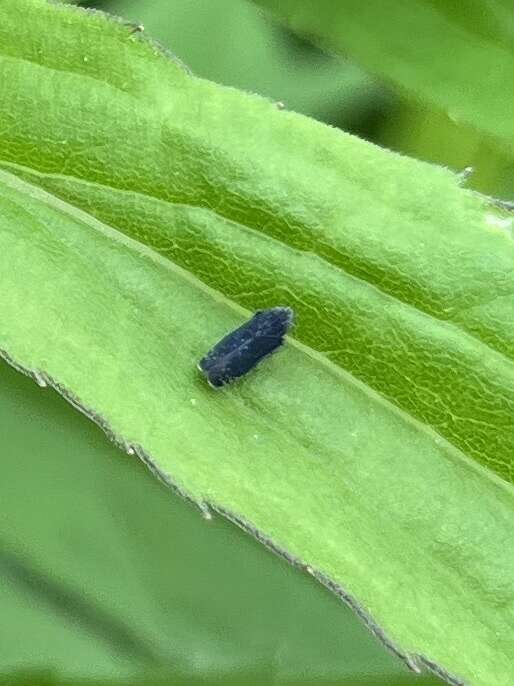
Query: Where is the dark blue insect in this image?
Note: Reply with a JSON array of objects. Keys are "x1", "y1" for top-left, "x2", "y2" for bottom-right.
[{"x1": 198, "y1": 307, "x2": 294, "y2": 388}]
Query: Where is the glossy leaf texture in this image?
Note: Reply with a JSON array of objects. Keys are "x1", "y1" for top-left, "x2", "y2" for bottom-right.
[
  {"x1": 0, "y1": 2, "x2": 513, "y2": 686},
  {"x1": 252, "y1": 0, "x2": 514, "y2": 156}
]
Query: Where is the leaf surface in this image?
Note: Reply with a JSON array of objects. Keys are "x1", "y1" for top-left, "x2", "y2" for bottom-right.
[
  {"x1": 101, "y1": 0, "x2": 381, "y2": 127},
  {"x1": 1, "y1": 360, "x2": 416, "y2": 684},
  {"x1": 0, "y1": 3, "x2": 513, "y2": 686}
]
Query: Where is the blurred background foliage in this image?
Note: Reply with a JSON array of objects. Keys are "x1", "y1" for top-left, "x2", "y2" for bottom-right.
[
  {"x1": 3, "y1": 0, "x2": 509, "y2": 684},
  {"x1": 83, "y1": 0, "x2": 514, "y2": 200}
]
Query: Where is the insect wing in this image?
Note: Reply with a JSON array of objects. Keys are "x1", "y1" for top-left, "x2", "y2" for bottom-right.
[
  {"x1": 198, "y1": 319, "x2": 256, "y2": 373},
  {"x1": 199, "y1": 307, "x2": 293, "y2": 387}
]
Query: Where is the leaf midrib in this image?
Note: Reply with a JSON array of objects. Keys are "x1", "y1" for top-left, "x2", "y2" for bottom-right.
[
  {"x1": 2, "y1": 157, "x2": 512, "y2": 375},
  {"x1": 2, "y1": 38, "x2": 512, "y2": 326},
  {"x1": 4, "y1": 163, "x2": 514, "y2": 491}
]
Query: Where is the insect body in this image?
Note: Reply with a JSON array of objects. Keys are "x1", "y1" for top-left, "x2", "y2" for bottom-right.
[{"x1": 198, "y1": 307, "x2": 294, "y2": 388}]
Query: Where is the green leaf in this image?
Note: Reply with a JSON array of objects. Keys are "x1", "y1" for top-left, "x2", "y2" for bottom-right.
[
  {"x1": 1, "y1": 360, "x2": 417, "y2": 684},
  {"x1": 95, "y1": 0, "x2": 384, "y2": 128},
  {"x1": 252, "y1": 0, "x2": 514, "y2": 155},
  {"x1": 0, "y1": 2, "x2": 513, "y2": 686}
]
